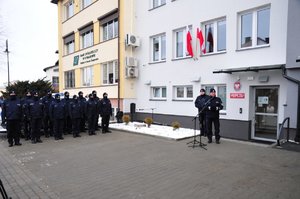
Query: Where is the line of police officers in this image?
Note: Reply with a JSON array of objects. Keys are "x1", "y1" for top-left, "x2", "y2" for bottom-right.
[
  {"x1": 1, "y1": 90, "x2": 112, "y2": 147},
  {"x1": 195, "y1": 88, "x2": 223, "y2": 144}
]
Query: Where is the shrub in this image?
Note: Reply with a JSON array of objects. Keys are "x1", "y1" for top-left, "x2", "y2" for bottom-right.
[
  {"x1": 171, "y1": 121, "x2": 181, "y2": 131},
  {"x1": 144, "y1": 117, "x2": 153, "y2": 127},
  {"x1": 122, "y1": 115, "x2": 131, "y2": 125}
]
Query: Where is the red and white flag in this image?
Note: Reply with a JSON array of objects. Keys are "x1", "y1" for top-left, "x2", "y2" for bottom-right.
[
  {"x1": 186, "y1": 31, "x2": 194, "y2": 57},
  {"x1": 197, "y1": 28, "x2": 206, "y2": 54}
]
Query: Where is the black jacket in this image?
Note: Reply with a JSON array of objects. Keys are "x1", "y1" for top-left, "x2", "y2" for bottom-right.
[
  {"x1": 2, "y1": 98, "x2": 22, "y2": 120},
  {"x1": 206, "y1": 96, "x2": 223, "y2": 118}
]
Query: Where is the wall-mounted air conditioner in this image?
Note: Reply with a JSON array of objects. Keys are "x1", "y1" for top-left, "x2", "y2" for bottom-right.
[
  {"x1": 126, "y1": 57, "x2": 138, "y2": 67},
  {"x1": 126, "y1": 34, "x2": 140, "y2": 47},
  {"x1": 125, "y1": 66, "x2": 138, "y2": 78}
]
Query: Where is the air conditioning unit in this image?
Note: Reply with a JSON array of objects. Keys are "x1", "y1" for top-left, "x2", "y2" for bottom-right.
[
  {"x1": 125, "y1": 66, "x2": 138, "y2": 78},
  {"x1": 126, "y1": 34, "x2": 140, "y2": 47},
  {"x1": 126, "y1": 57, "x2": 138, "y2": 67}
]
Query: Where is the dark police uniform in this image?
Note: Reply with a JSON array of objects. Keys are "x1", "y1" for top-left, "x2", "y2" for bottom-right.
[
  {"x1": 62, "y1": 92, "x2": 72, "y2": 135},
  {"x1": 69, "y1": 95, "x2": 83, "y2": 138},
  {"x1": 28, "y1": 93, "x2": 44, "y2": 143},
  {"x1": 194, "y1": 89, "x2": 209, "y2": 136},
  {"x1": 99, "y1": 92, "x2": 112, "y2": 133},
  {"x1": 50, "y1": 94, "x2": 66, "y2": 140},
  {"x1": 22, "y1": 92, "x2": 32, "y2": 140},
  {"x1": 206, "y1": 89, "x2": 223, "y2": 144},
  {"x1": 92, "y1": 90, "x2": 100, "y2": 130},
  {"x1": 2, "y1": 91, "x2": 22, "y2": 147},
  {"x1": 42, "y1": 91, "x2": 54, "y2": 137},
  {"x1": 86, "y1": 94, "x2": 98, "y2": 135},
  {"x1": 78, "y1": 91, "x2": 87, "y2": 132}
]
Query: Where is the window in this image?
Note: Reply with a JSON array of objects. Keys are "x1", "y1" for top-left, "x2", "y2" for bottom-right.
[
  {"x1": 64, "y1": 34, "x2": 75, "y2": 55},
  {"x1": 174, "y1": 86, "x2": 193, "y2": 100},
  {"x1": 151, "y1": 87, "x2": 167, "y2": 99},
  {"x1": 53, "y1": 68, "x2": 59, "y2": 72},
  {"x1": 102, "y1": 18, "x2": 118, "y2": 41},
  {"x1": 151, "y1": 34, "x2": 166, "y2": 62},
  {"x1": 204, "y1": 18, "x2": 226, "y2": 53},
  {"x1": 240, "y1": 7, "x2": 270, "y2": 48},
  {"x1": 65, "y1": 0, "x2": 74, "y2": 19},
  {"x1": 151, "y1": 0, "x2": 166, "y2": 9},
  {"x1": 81, "y1": 0, "x2": 92, "y2": 9},
  {"x1": 102, "y1": 60, "x2": 119, "y2": 85},
  {"x1": 174, "y1": 26, "x2": 192, "y2": 58},
  {"x1": 82, "y1": 66, "x2": 93, "y2": 86},
  {"x1": 203, "y1": 85, "x2": 227, "y2": 110},
  {"x1": 64, "y1": 70, "x2": 75, "y2": 88},
  {"x1": 79, "y1": 24, "x2": 94, "y2": 49}
]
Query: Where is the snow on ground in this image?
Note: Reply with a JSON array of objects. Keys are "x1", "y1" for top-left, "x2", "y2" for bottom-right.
[{"x1": 110, "y1": 122, "x2": 200, "y2": 140}]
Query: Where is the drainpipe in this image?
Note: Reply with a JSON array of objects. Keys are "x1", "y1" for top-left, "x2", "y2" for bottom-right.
[
  {"x1": 117, "y1": 0, "x2": 120, "y2": 111},
  {"x1": 282, "y1": 66, "x2": 300, "y2": 142}
]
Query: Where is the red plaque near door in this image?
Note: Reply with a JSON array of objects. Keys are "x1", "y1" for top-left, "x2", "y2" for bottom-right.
[{"x1": 234, "y1": 81, "x2": 241, "y2": 91}]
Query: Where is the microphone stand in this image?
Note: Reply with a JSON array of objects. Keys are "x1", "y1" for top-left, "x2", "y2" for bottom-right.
[{"x1": 187, "y1": 96, "x2": 213, "y2": 149}]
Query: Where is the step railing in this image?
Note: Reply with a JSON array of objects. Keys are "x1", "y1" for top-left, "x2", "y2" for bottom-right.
[
  {"x1": 0, "y1": 179, "x2": 11, "y2": 199},
  {"x1": 277, "y1": 117, "x2": 290, "y2": 146}
]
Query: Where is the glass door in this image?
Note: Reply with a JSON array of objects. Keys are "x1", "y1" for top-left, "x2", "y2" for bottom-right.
[{"x1": 253, "y1": 87, "x2": 278, "y2": 141}]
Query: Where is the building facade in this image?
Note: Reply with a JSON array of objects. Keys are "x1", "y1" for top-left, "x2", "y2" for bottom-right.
[
  {"x1": 51, "y1": 0, "x2": 138, "y2": 119},
  {"x1": 130, "y1": 0, "x2": 300, "y2": 142},
  {"x1": 51, "y1": 0, "x2": 300, "y2": 142},
  {"x1": 43, "y1": 61, "x2": 59, "y2": 92}
]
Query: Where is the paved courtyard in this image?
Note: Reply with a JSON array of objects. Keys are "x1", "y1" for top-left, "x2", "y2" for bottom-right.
[{"x1": 0, "y1": 130, "x2": 300, "y2": 199}]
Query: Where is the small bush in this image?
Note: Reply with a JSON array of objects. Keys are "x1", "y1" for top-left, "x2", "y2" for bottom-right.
[
  {"x1": 144, "y1": 117, "x2": 153, "y2": 127},
  {"x1": 171, "y1": 121, "x2": 181, "y2": 131},
  {"x1": 122, "y1": 115, "x2": 131, "y2": 125}
]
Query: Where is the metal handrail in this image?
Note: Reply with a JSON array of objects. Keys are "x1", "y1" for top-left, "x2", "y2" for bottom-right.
[
  {"x1": 277, "y1": 117, "x2": 290, "y2": 146},
  {"x1": 0, "y1": 179, "x2": 11, "y2": 199}
]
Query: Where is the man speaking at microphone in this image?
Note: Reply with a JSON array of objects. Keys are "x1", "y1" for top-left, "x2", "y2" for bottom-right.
[{"x1": 206, "y1": 88, "x2": 223, "y2": 144}]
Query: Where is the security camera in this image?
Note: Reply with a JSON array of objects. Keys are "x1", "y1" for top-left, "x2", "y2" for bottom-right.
[{"x1": 297, "y1": 56, "x2": 300, "y2": 62}]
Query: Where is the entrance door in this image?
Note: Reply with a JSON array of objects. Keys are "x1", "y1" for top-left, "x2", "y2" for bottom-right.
[{"x1": 253, "y1": 87, "x2": 279, "y2": 141}]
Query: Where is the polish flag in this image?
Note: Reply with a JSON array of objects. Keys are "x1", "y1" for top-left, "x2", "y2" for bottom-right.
[
  {"x1": 186, "y1": 31, "x2": 194, "y2": 57},
  {"x1": 197, "y1": 28, "x2": 206, "y2": 54}
]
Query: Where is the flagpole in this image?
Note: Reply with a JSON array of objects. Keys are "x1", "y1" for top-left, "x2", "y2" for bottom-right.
[{"x1": 4, "y1": 39, "x2": 10, "y2": 86}]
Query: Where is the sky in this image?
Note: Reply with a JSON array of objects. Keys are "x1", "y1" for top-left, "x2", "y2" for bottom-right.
[{"x1": 0, "y1": 0, "x2": 58, "y2": 88}]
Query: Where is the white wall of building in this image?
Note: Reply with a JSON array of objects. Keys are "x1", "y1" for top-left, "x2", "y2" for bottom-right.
[{"x1": 130, "y1": 0, "x2": 294, "y2": 127}]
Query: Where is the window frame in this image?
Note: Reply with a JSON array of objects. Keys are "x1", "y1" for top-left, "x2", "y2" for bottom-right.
[
  {"x1": 64, "y1": 70, "x2": 75, "y2": 89},
  {"x1": 151, "y1": 86, "x2": 167, "y2": 100},
  {"x1": 102, "y1": 60, "x2": 119, "y2": 85},
  {"x1": 81, "y1": 0, "x2": 92, "y2": 10},
  {"x1": 80, "y1": 29, "x2": 94, "y2": 49},
  {"x1": 150, "y1": 33, "x2": 166, "y2": 62},
  {"x1": 81, "y1": 66, "x2": 94, "y2": 87},
  {"x1": 173, "y1": 85, "x2": 193, "y2": 100},
  {"x1": 102, "y1": 18, "x2": 119, "y2": 42},
  {"x1": 150, "y1": 0, "x2": 166, "y2": 9},
  {"x1": 238, "y1": 6, "x2": 270, "y2": 49},
  {"x1": 65, "y1": 0, "x2": 74, "y2": 20},
  {"x1": 203, "y1": 18, "x2": 226, "y2": 54}
]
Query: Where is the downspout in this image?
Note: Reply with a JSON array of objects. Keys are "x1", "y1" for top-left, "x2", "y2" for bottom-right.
[
  {"x1": 117, "y1": 0, "x2": 120, "y2": 111},
  {"x1": 282, "y1": 66, "x2": 300, "y2": 142}
]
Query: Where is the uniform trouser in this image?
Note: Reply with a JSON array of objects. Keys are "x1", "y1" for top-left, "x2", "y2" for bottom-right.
[
  {"x1": 54, "y1": 119, "x2": 64, "y2": 139},
  {"x1": 23, "y1": 117, "x2": 31, "y2": 139},
  {"x1": 43, "y1": 115, "x2": 53, "y2": 136},
  {"x1": 88, "y1": 115, "x2": 96, "y2": 134},
  {"x1": 95, "y1": 115, "x2": 99, "y2": 130},
  {"x1": 80, "y1": 116, "x2": 86, "y2": 132},
  {"x1": 31, "y1": 118, "x2": 42, "y2": 140},
  {"x1": 101, "y1": 115, "x2": 110, "y2": 132},
  {"x1": 206, "y1": 117, "x2": 220, "y2": 141},
  {"x1": 64, "y1": 116, "x2": 72, "y2": 134},
  {"x1": 7, "y1": 120, "x2": 21, "y2": 145},
  {"x1": 199, "y1": 113, "x2": 207, "y2": 136},
  {"x1": 72, "y1": 118, "x2": 81, "y2": 136}
]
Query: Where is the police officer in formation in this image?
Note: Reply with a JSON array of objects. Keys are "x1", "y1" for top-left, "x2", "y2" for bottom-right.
[
  {"x1": 69, "y1": 95, "x2": 83, "y2": 137},
  {"x1": 62, "y1": 91, "x2": 72, "y2": 135},
  {"x1": 22, "y1": 91, "x2": 32, "y2": 140},
  {"x1": 2, "y1": 91, "x2": 23, "y2": 147},
  {"x1": 194, "y1": 88, "x2": 209, "y2": 137},
  {"x1": 99, "y1": 92, "x2": 112, "y2": 133},
  {"x1": 28, "y1": 91, "x2": 44, "y2": 144},
  {"x1": 42, "y1": 90, "x2": 54, "y2": 137},
  {"x1": 86, "y1": 93, "x2": 98, "y2": 135},
  {"x1": 205, "y1": 88, "x2": 223, "y2": 144},
  {"x1": 92, "y1": 90, "x2": 100, "y2": 130},
  {"x1": 50, "y1": 93, "x2": 66, "y2": 140},
  {"x1": 78, "y1": 91, "x2": 87, "y2": 132}
]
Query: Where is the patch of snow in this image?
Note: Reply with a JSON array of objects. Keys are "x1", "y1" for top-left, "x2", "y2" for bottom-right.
[{"x1": 110, "y1": 122, "x2": 200, "y2": 140}]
